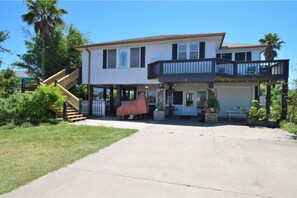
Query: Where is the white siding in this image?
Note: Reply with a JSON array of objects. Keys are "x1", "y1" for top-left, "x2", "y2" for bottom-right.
[
  {"x1": 205, "y1": 40, "x2": 216, "y2": 58},
  {"x1": 81, "y1": 39, "x2": 219, "y2": 85}
]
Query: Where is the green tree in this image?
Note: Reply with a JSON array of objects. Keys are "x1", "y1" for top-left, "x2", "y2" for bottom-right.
[
  {"x1": 65, "y1": 25, "x2": 88, "y2": 70},
  {"x1": 259, "y1": 33, "x2": 285, "y2": 60},
  {"x1": 288, "y1": 80, "x2": 297, "y2": 123},
  {"x1": 0, "y1": 30, "x2": 11, "y2": 66},
  {"x1": 22, "y1": 0, "x2": 68, "y2": 79},
  {"x1": 0, "y1": 69, "x2": 19, "y2": 98},
  {"x1": 13, "y1": 26, "x2": 87, "y2": 78}
]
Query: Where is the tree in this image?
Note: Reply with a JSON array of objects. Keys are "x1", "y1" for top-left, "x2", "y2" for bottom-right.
[
  {"x1": 0, "y1": 30, "x2": 11, "y2": 66},
  {"x1": 22, "y1": 0, "x2": 68, "y2": 79},
  {"x1": 13, "y1": 26, "x2": 88, "y2": 78},
  {"x1": 259, "y1": 33, "x2": 285, "y2": 60},
  {"x1": 0, "y1": 69, "x2": 19, "y2": 98},
  {"x1": 65, "y1": 25, "x2": 88, "y2": 70}
]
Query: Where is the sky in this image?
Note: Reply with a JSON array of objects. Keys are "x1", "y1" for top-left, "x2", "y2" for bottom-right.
[{"x1": 0, "y1": 1, "x2": 296, "y2": 82}]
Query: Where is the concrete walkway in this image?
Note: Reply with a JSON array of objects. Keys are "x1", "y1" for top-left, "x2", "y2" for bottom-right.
[{"x1": 3, "y1": 119, "x2": 297, "y2": 197}]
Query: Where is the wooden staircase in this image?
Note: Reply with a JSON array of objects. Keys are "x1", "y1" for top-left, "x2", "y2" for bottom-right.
[{"x1": 43, "y1": 69, "x2": 86, "y2": 123}]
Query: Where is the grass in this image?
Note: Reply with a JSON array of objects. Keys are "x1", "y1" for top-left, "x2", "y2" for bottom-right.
[
  {"x1": 0, "y1": 122, "x2": 137, "y2": 195},
  {"x1": 280, "y1": 121, "x2": 297, "y2": 135}
]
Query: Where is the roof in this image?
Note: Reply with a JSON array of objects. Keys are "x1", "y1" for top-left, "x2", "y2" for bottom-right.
[
  {"x1": 75, "y1": 33, "x2": 226, "y2": 49},
  {"x1": 14, "y1": 71, "x2": 31, "y2": 78},
  {"x1": 221, "y1": 43, "x2": 267, "y2": 50}
]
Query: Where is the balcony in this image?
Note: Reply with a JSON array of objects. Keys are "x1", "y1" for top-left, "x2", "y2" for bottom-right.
[{"x1": 147, "y1": 58, "x2": 289, "y2": 83}]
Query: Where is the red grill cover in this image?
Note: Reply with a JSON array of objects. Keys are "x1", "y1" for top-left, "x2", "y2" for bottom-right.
[{"x1": 116, "y1": 92, "x2": 149, "y2": 117}]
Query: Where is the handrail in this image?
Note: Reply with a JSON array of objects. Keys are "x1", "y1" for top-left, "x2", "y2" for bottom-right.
[
  {"x1": 43, "y1": 69, "x2": 66, "y2": 85},
  {"x1": 56, "y1": 84, "x2": 80, "y2": 111},
  {"x1": 58, "y1": 69, "x2": 79, "y2": 89}
]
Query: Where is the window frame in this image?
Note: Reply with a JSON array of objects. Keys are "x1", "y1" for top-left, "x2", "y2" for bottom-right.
[
  {"x1": 178, "y1": 44, "x2": 187, "y2": 60},
  {"x1": 235, "y1": 52, "x2": 246, "y2": 61},
  {"x1": 118, "y1": 48, "x2": 129, "y2": 69},
  {"x1": 107, "y1": 49, "x2": 117, "y2": 69},
  {"x1": 130, "y1": 47, "x2": 141, "y2": 68},
  {"x1": 189, "y1": 43, "x2": 199, "y2": 59}
]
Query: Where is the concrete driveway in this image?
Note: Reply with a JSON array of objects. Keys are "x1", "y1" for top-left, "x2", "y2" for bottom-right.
[{"x1": 3, "y1": 119, "x2": 297, "y2": 197}]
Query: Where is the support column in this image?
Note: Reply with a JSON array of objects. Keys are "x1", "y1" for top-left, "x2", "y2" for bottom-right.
[
  {"x1": 122, "y1": 88, "x2": 127, "y2": 101},
  {"x1": 21, "y1": 78, "x2": 25, "y2": 93},
  {"x1": 110, "y1": 87, "x2": 114, "y2": 115},
  {"x1": 254, "y1": 85, "x2": 259, "y2": 101},
  {"x1": 281, "y1": 81, "x2": 288, "y2": 120},
  {"x1": 117, "y1": 85, "x2": 121, "y2": 108},
  {"x1": 133, "y1": 87, "x2": 137, "y2": 100},
  {"x1": 103, "y1": 88, "x2": 107, "y2": 100},
  {"x1": 266, "y1": 83, "x2": 271, "y2": 115},
  {"x1": 88, "y1": 85, "x2": 93, "y2": 115}
]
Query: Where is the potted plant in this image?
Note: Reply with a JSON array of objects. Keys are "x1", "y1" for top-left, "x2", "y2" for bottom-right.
[
  {"x1": 207, "y1": 98, "x2": 220, "y2": 113},
  {"x1": 154, "y1": 102, "x2": 165, "y2": 120}
]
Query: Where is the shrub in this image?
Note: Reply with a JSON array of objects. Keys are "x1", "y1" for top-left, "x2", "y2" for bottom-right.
[
  {"x1": 0, "y1": 85, "x2": 65, "y2": 126},
  {"x1": 246, "y1": 100, "x2": 267, "y2": 122},
  {"x1": 26, "y1": 85, "x2": 65, "y2": 124},
  {"x1": 280, "y1": 121, "x2": 297, "y2": 135}
]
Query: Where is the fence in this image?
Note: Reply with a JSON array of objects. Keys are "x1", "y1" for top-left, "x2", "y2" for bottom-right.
[{"x1": 82, "y1": 100, "x2": 105, "y2": 116}]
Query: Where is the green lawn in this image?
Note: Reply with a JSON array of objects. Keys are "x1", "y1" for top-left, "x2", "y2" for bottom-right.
[{"x1": 0, "y1": 122, "x2": 137, "y2": 195}]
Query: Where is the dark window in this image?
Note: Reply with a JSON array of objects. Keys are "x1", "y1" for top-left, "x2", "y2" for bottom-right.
[
  {"x1": 222, "y1": 53, "x2": 232, "y2": 60},
  {"x1": 247, "y1": 52, "x2": 252, "y2": 61},
  {"x1": 130, "y1": 47, "x2": 140, "y2": 68},
  {"x1": 216, "y1": 53, "x2": 221, "y2": 59},
  {"x1": 173, "y1": 91, "x2": 183, "y2": 105},
  {"x1": 107, "y1": 49, "x2": 116, "y2": 68},
  {"x1": 235, "y1": 52, "x2": 246, "y2": 61}
]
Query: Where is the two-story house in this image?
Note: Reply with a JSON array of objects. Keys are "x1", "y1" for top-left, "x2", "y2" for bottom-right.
[{"x1": 75, "y1": 32, "x2": 289, "y2": 119}]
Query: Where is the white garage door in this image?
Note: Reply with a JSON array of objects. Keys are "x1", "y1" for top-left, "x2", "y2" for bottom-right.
[{"x1": 217, "y1": 87, "x2": 253, "y2": 117}]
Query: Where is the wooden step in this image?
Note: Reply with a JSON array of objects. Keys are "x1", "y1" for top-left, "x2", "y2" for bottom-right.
[
  {"x1": 67, "y1": 114, "x2": 83, "y2": 119},
  {"x1": 68, "y1": 116, "x2": 86, "y2": 123}
]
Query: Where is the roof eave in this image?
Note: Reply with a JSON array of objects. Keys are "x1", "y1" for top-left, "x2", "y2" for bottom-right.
[{"x1": 74, "y1": 33, "x2": 226, "y2": 50}]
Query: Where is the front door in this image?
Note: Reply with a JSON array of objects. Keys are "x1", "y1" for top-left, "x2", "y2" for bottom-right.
[{"x1": 183, "y1": 91, "x2": 196, "y2": 116}]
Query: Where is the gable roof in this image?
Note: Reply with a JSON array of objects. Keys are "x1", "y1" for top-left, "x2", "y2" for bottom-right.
[{"x1": 75, "y1": 32, "x2": 226, "y2": 49}]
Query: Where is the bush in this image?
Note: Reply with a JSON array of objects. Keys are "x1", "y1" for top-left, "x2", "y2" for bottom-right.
[
  {"x1": 245, "y1": 100, "x2": 266, "y2": 122},
  {"x1": 280, "y1": 121, "x2": 297, "y2": 135},
  {"x1": 0, "y1": 85, "x2": 65, "y2": 126}
]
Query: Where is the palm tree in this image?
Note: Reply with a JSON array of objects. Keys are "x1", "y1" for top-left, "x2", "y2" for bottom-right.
[
  {"x1": 22, "y1": 0, "x2": 68, "y2": 78},
  {"x1": 259, "y1": 33, "x2": 285, "y2": 61}
]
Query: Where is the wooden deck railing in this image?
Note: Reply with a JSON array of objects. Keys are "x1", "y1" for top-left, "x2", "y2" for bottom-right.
[{"x1": 148, "y1": 58, "x2": 289, "y2": 81}]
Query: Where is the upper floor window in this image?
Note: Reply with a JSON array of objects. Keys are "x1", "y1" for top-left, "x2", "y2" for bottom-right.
[
  {"x1": 221, "y1": 53, "x2": 232, "y2": 61},
  {"x1": 130, "y1": 47, "x2": 140, "y2": 68},
  {"x1": 178, "y1": 44, "x2": 187, "y2": 60},
  {"x1": 107, "y1": 49, "x2": 116, "y2": 68},
  {"x1": 235, "y1": 52, "x2": 252, "y2": 61},
  {"x1": 235, "y1": 52, "x2": 245, "y2": 61},
  {"x1": 190, "y1": 43, "x2": 198, "y2": 59},
  {"x1": 119, "y1": 48, "x2": 128, "y2": 68},
  {"x1": 216, "y1": 53, "x2": 232, "y2": 60}
]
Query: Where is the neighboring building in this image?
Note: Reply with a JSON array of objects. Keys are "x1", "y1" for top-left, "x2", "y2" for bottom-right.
[
  {"x1": 75, "y1": 32, "x2": 289, "y2": 118},
  {"x1": 14, "y1": 71, "x2": 35, "y2": 92}
]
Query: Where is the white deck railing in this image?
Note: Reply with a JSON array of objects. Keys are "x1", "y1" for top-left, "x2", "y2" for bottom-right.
[{"x1": 82, "y1": 100, "x2": 105, "y2": 116}]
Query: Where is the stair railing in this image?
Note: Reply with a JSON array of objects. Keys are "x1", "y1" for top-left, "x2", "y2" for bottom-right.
[
  {"x1": 43, "y1": 69, "x2": 66, "y2": 85},
  {"x1": 57, "y1": 69, "x2": 79, "y2": 89}
]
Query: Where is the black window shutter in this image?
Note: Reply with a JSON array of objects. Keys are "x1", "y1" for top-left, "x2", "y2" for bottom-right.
[
  {"x1": 172, "y1": 44, "x2": 177, "y2": 60},
  {"x1": 103, "y1": 49, "x2": 107, "y2": 69},
  {"x1": 247, "y1": 52, "x2": 252, "y2": 61},
  {"x1": 140, "y1": 47, "x2": 145, "y2": 68},
  {"x1": 199, "y1": 42, "x2": 205, "y2": 59}
]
